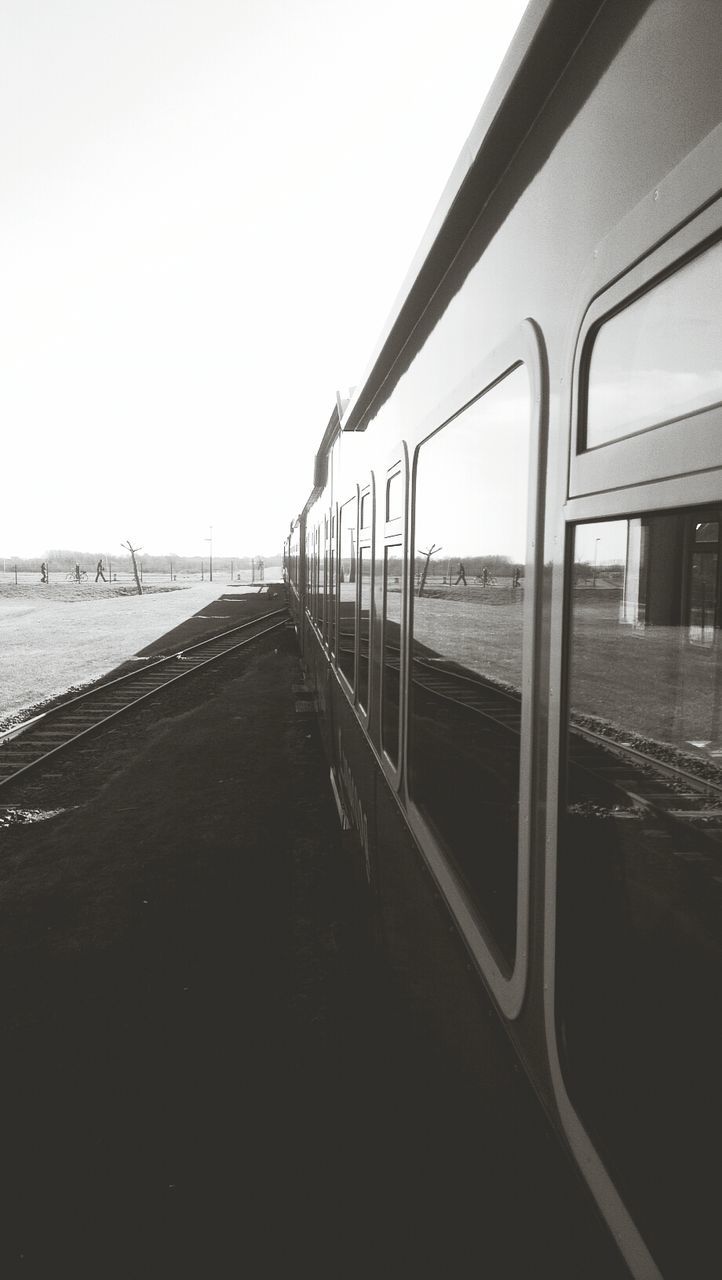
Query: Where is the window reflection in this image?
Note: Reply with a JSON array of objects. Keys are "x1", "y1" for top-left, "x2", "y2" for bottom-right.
[
  {"x1": 386, "y1": 471, "x2": 402, "y2": 521},
  {"x1": 358, "y1": 549, "x2": 371, "y2": 712},
  {"x1": 585, "y1": 238, "x2": 722, "y2": 448},
  {"x1": 559, "y1": 507, "x2": 722, "y2": 1278},
  {"x1": 318, "y1": 526, "x2": 326, "y2": 630},
  {"x1": 338, "y1": 497, "x2": 357, "y2": 686},
  {"x1": 408, "y1": 365, "x2": 531, "y2": 966},
  {"x1": 326, "y1": 522, "x2": 335, "y2": 654},
  {"x1": 382, "y1": 546, "x2": 402, "y2": 765}
]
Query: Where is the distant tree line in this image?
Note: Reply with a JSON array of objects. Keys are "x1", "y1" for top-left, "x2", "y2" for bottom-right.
[{"x1": 1, "y1": 551, "x2": 280, "y2": 575}]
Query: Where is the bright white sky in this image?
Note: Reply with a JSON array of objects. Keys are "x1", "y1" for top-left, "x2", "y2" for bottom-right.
[{"x1": 1, "y1": 0, "x2": 528, "y2": 558}]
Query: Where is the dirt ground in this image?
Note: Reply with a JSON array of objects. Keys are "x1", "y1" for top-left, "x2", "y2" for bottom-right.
[
  {"x1": 0, "y1": 599, "x2": 345, "y2": 1273},
  {"x1": 0, "y1": 593, "x2": 626, "y2": 1279},
  {"x1": 0, "y1": 595, "x2": 441, "y2": 1279}
]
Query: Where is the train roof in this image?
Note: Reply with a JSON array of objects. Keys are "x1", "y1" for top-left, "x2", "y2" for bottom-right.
[{"x1": 335, "y1": 0, "x2": 615, "y2": 438}]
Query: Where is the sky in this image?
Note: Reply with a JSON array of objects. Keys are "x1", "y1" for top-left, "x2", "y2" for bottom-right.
[{"x1": 1, "y1": 0, "x2": 528, "y2": 559}]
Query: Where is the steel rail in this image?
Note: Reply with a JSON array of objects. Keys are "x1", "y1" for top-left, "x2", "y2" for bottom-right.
[
  {"x1": 0, "y1": 609, "x2": 288, "y2": 790},
  {"x1": 409, "y1": 657, "x2": 722, "y2": 826},
  {"x1": 570, "y1": 721, "x2": 722, "y2": 803}
]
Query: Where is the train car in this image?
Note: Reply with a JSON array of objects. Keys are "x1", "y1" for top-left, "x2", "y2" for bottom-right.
[{"x1": 284, "y1": 1, "x2": 721, "y2": 1275}]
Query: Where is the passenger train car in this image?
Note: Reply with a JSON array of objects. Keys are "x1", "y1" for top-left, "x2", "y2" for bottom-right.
[{"x1": 284, "y1": 2, "x2": 721, "y2": 1275}]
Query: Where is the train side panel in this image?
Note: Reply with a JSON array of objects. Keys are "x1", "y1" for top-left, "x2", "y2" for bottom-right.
[{"x1": 289, "y1": 2, "x2": 722, "y2": 1275}]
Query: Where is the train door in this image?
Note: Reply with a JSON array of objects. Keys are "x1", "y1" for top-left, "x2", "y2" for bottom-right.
[{"x1": 550, "y1": 139, "x2": 722, "y2": 1279}]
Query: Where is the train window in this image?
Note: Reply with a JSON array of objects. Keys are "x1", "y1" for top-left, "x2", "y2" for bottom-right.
[
  {"x1": 382, "y1": 545, "x2": 402, "y2": 765},
  {"x1": 358, "y1": 549, "x2": 371, "y2": 713},
  {"x1": 338, "y1": 496, "x2": 357, "y2": 687},
  {"x1": 313, "y1": 527, "x2": 320, "y2": 623},
  {"x1": 326, "y1": 517, "x2": 335, "y2": 654},
  {"x1": 408, "y1": 364, "x2": 531, "y2": 967},
  {"x1": 318, "y1": 524, "x2": 326, "y2": 630},
  {"x1": 584, "y1": 238, "x2": 722, "y2": 450},
  {"x1": 558, "y1": 506, "x2": 722, "y2": 1277},
  {"x1": 386, "y1": 471, "x2": 402, "y2": 521}
]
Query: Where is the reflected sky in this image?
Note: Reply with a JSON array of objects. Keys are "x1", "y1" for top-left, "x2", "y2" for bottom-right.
[
  {"x1": 587, "y1": 238, "x2": 722, "y2": 448},
  {"x1": 414, "y1": 365, "x2": 530, "y2": 562}
]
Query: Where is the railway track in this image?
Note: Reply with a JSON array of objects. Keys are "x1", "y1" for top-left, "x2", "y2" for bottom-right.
[
  {"x1": 411, "y1": 657, "x2": 522, "y2": 734},
  {"x1": 0, "y1": 607, "x2": 288, "y2": 790},
  {"x1": 409, "y1": 656, "x2": 722, "y2": 848}
]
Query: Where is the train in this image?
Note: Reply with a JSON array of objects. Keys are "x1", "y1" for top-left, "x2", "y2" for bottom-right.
[{"x1": 284, "y1": 1, "x2": 721, "y2": 1275}]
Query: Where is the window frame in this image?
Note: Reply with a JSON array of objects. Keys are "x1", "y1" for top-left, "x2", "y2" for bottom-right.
[
  {"x1": 545, "y1": 125, "x2": 722, "y2": 1280},
  {"x1": 402, "y1": 319, "x2": 546, "y2": 1020},
  {"x1": 379, "y1": 448, "x2": 409, "y2": 789},
  {"x1": 336, "y1": 487, "x2": 360, "y2": 697},
  {"x1": 570, "y1": 147, "x2": 722, "y2": 502},
  {"x1": 356, "y1": 476, "x2": 375, "y2": 728}
]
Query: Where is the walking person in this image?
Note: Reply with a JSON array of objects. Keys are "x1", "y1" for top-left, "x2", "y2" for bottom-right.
[
  {"x1": 455, "y1": 560, "x2": 467, "y2": 586},
  {"x1": 95, "y1": 558, "x2": 106, "y2": 583},
  {"x1": 40, "y1": 561, "x2": 48, "y2": 584}
]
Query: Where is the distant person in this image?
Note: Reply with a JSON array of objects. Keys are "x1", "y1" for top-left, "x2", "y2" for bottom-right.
[
  {"x1": 95, "y1": 558, "x2": 106, "y2": 582},
  {"x1": 455, "y1": 560, "x2": 467, "y2": 586},
  {"x1": 513, "y1": 567, "x2": 522, "y2": 589},
  {"x1": 481, "y1": 567, "x2": 489, "y2": 587},
  {"x1": 74, "y1": 562, "x2": 81, "y2": 583},
  {"x1": 40, "y1": 561, "x2": 48, "y2": 584}
]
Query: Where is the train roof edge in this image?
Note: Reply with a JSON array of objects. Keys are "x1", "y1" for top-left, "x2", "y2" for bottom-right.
[{"x1": 338, "y1": 0, "x2": 612, "y2": 437}]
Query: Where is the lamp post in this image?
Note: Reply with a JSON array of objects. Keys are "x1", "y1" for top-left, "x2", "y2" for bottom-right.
[{"x1": 593, "y1": 537, "x2": 601, "y2": 587}]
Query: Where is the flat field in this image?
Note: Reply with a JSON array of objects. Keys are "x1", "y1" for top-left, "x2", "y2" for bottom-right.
[{"x1": 0, "y1": 575, "x2": 254, "y2": 730}]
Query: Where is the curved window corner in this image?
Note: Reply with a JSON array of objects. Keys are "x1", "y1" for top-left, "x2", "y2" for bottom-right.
[
  {"x1": 408, "y1": 363, "x2": 533, "y2": 971},
  {"x1": 557, "y1": 506, "x2": 722, "y2": 1277},
  {"x1": 582, "y1": 238, "x2": 722, "y2": 452}
]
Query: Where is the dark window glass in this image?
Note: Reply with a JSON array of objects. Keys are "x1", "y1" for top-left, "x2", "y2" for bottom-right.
[
  {"x1": 326, "y1": 523, "x2": 335, "y2": 654},
  {"x1": 408, "y1": 365, "x2": 531, "y2": 967},
  {"x1": 386, "y1": 471, "x2": 402, "y2": 521},
  {"x1": 585, "y1": 239, "x2": 722, "y2": 448},
  {"x1": 559, "y1": 508, "x2": 722, "y2": 1278},
  {"x1": 382, "y1": 545, "x2": 402, "y2": 765},
  {"x1": 317, "y1": 527, "x2": 325, "y2": 628},
  {"x1": 338, "y1": 497, "x2": 357, "y2": 686},
  {"x1": 358, "y1": 548, "x2": 371, "y2": 713}
]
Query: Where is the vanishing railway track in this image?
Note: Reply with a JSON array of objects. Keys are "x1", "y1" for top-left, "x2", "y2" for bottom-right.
[{"x1": 0, "y1": 607, "x2": 289, "y2": 790}]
